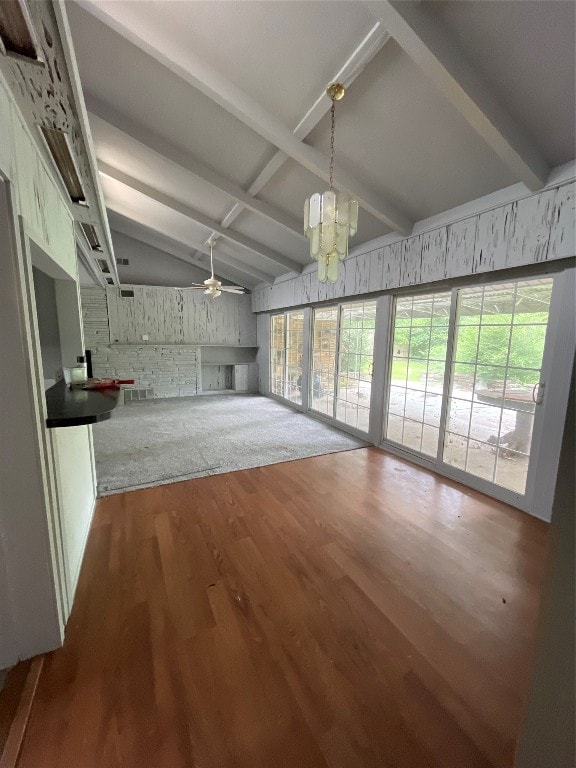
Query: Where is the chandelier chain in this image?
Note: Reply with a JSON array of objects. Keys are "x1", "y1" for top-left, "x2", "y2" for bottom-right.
[{"x1": 329, "y1": 100, "x2": 335, "y2": 192}]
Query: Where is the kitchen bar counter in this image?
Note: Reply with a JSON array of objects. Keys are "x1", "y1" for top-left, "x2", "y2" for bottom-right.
[{"x1": 45, "y1": 379, "x2": 121, "y2": 428}]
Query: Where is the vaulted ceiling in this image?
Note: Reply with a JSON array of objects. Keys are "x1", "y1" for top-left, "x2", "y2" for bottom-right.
[{"x1": 66, "y1": 0, "x2": 575, "y2": 290}]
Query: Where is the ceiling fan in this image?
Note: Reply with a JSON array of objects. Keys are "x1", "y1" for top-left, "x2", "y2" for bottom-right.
[{"x1": 177, "y1": 239, "x2": 246, "y2": 298}]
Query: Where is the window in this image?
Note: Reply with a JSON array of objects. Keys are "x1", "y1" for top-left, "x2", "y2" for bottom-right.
[
  {"x1": 270, "y1": 311, "x2": 304, "y2": 403},
  {"x1": 384, "y1": 277, "x2": 554, "y2": 497},
  {"x1": 311, "y1": 307, "x2": 338, "y2": 417},
  {"x1": 311, "y1": 300, "x2": 377, "y2": 433},
  {"x1": 386, "y1": 292, "x2": 450, "y2": 457},
  {"x1": 270, "y1": 314, "x2": 285, "y2": 397},
  {"x1": 285, "y1": 311, "x2": 304, "y2": 404},
  {"x1": 336, "y1": 301, "x2": 376, "y2": 432},
  {"x1": 443, "y1": 278, "x2": 553, "y2": 495}
]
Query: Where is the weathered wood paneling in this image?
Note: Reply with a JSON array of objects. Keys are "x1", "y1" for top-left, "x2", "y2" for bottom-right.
[
  {"x1": 421, "y1": 228, "x2": 448, "y2": 284},
  {"x1": 250, "y1": 180, "x2": 576, "y2": 440},
  {"x1": 506, "y1": 191, "x2": 555, "y2": 268},
  {"x1": 400, "y1": 235, "x2": 422, "y2": 286},
  {"x1": 369, "y1": 247, "x2": 385, "y2": 293},
  {"x1": 473, "y1": 204, "x2": 513, "y2": 273},
  {"x1": 106, "y1": 285, "x2": 256, "y2": 345},
  {"x1": 548, "y1": 183, "x2": 576, "y2": 261},
  {"x1": 445, "y1": 217, "x2": 476, "y2": 278},
  {"x1": 252, "y1": 183, "x2": 575, "y2": 314},
  {"x1": 202, "y1": 365, "x2": 232, "y2": 391}
]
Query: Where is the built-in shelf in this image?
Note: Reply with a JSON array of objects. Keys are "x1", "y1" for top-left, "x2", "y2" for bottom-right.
[
  {"x1": 201, "y1": 346, "x2": 257, "y2": 365},
  {"x1": 106, "y1": 343, "x2": 258, "y2": 364}
]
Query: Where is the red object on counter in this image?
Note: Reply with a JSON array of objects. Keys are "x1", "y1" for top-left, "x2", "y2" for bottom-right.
[{"x1": 74, "y1": 378, "x2": 135, "y2": 390}]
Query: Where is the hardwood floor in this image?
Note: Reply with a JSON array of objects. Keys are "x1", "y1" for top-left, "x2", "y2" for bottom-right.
[{"x1": 16, "y1": 448, "x2": 548, "y2": 768}]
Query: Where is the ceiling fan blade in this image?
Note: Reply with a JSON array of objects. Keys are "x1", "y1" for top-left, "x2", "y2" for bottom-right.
[
  {"x1": 221, "y1": 288, "x2": 246, "y2": 294},
  {"x1": 174, "y1": 285, "x2": 206, "y2": 290}
]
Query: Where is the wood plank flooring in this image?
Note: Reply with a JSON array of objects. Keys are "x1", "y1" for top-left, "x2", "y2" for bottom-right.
[{"x1": 16, "y1": 448, "x2": 548, "y2": 768}]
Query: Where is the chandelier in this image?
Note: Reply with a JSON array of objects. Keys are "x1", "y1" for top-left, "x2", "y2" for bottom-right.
[{"x1": 304, "y1": 83, "x2": 358, "y2": 283}]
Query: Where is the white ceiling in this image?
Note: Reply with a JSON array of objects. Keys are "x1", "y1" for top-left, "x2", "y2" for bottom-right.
[{"x1": 65, "y1": 0, "x2": 576, "y2": 288}]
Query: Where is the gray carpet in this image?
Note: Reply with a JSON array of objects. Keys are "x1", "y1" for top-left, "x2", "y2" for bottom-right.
[{"x1": 93, "y1": 393, "x2": 368, "y2": 495}]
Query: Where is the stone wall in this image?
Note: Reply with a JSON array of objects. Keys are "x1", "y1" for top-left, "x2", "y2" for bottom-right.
[{"x1": 91, "y1": 344, "x2": 200, "y2": 400}]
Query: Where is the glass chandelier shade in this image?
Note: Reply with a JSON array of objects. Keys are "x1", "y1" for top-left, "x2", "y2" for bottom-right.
[
  {"x1": 304, "y1": 191, "x2": 358, "y2": 282},
  {"x1": 304, "y1": 83, "x2": 358, "y2": 284}
]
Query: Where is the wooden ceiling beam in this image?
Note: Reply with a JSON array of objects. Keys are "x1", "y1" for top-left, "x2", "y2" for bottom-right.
[
  {"x1": 376, "y1": 1, "x2": 549, "y2": 191},
  {"x1": 106, "y1": 210, "x2": 270, "y2": 286},
  {"x1": 78, "y1": 1, "x2": 413, "y2": 234},
  {"x1": 220, "y1": 23, "x2": 391, "y2": 233},
  {"x1": 86, "y1": 96, "x2": 305, "y2": 241},
  {"x1": 98, "y1": 162, "x2": 302, "y2": 274}
]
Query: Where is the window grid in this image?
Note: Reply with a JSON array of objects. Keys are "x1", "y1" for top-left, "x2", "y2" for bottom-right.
[
  {"x1": 285, "y1": 311, "x2": 304, "y2": 404},
  {"x1": 270, "y1": 314, "x2": 285, "y2": 397},
  {"x1": 270, "y1": 312, "x2": 304, "y2": 402},
  {"x1": 335, "y1": 300, "x2": 377, "y2": 433},
  {"x1": 386, "y1": 292, "x2": 451, "y2": 457},
  {"x1": 443, "y1": 278, "x2": 553, "y2": 495},
  {"x1": 311, "y1": 308, "x2": 339, "y2": 417}
]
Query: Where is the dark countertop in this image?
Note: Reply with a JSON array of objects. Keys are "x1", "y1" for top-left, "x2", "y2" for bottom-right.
[{"x1": 45, "y1": 379, "x2": 121, "y2": 428}]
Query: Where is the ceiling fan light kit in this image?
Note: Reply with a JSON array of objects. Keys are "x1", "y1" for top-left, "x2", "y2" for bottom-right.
[
  {"x1": 175, "y1": 238, "x2": 246, "y2": 298},
  {"x1": 304, "y1": 83, "x2": 358, "y2": 284}
]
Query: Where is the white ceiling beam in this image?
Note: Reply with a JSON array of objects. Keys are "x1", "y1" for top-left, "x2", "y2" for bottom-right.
[
  {"x1": 98, "y1": 162, "x2": 302, "y2": 275},
  {"x1": 78, "y1": 2, "x2": 412, "y2": 234},
  {"x1": 220, "y1": 23, "x2": 391, "y2": 233},
  {"x1": 375, "y1": 1, "x2": 549, "y2": 191},
  {"x1": 86, "y1": 96, "x2": 305, "y2": 240},
  {"x1": 106, "y1": 210, "x2": 271, "y2": 286}
]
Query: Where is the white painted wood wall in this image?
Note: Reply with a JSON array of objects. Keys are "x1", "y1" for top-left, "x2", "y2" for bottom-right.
[
  {"x1": 0, "y1": 70, "x2": 95, "y2": 666},
  {"x1": 252, "y1": 182, "x2": 575, "y2": 313},
  {"x1": 106, "y1": 285, "x2": 256, "y2": 345}
]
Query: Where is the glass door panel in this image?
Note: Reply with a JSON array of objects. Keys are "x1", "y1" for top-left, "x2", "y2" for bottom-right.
[
  {"x1": 270, "y1": 314, "x2": 285, "y2": 397},
  {"x1": 443, "y1": 278, "x2": 553, "y2": 494},
  {"x1": 311, "y1": 307, "x2": 338, "y2": 416},
  {"x1": 285, "y1": 311, "x2": 304, "y2": 404},
  {"x1": 385, "y1": 292, "x2": 451, "y2": 457},
  {"x1": 335, "y1": 300, "x2": 376, "y2": 432}
]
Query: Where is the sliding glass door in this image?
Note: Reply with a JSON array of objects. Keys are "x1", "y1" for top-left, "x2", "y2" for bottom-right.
[
  {"x1": 386, "y1": 292, "x2": 451, "y2": 457},
  {"x1": 311, "y1": 300, "x2": 377, "y2": 433},
  {"x1": 443, "y1": 279, "x2": 553, "y2": 495},
  {"x1": 270, "y1": 311, "x2": 304, "y2": 403},
  {"x1": 311, "y1": 307, "x2": 338, "y2": 417},
  {"x1": 384, "y1": 276, "x2": 554, "y2": 499}
]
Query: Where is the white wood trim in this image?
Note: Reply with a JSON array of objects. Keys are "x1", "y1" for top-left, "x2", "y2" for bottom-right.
[{"x1": 527, "y1": 268, "x2": 576, "y2": 521}]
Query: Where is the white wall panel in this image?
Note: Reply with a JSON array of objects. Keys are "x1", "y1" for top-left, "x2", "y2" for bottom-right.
[
  {"x1": 445, "y1": 217, "x2": 476, "y2": 278},
  {"x1": 473, "y1": 204, "x2": 513, "y2": 273},
  {"x1": 506, "y1": 190, "x2": 555, "y2": 267},
  {"x1": 106, "y1": 285, "x2": 256, "y2": 345},
  {"x1": 368, "y1": 247, "x2": 385, "y2": 293},
  {"x1": 421, "y1": 227, "x2": 448, "y2": 284}
]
